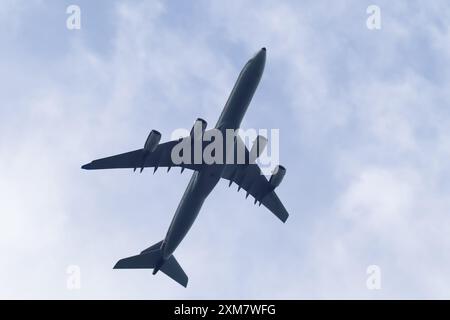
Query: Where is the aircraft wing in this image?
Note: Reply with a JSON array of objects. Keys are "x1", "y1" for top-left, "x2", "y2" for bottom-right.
[
  {"x1": 221, "y1": 163, "x2": 289, "y2": 223},
  {"x1": 82, "y1": 139, "x2": 200, "y2": 172}
]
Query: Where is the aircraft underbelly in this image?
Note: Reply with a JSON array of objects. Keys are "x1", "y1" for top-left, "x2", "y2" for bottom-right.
[
  {"x1": 215, "y1": 54, "x2": 265, "y2": 130},
  {"x1": 163, "y1": 169, "x2": 221, "y2": 257}
]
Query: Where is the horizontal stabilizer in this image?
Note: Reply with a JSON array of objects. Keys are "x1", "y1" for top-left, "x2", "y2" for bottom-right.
[
  {"x1": 114, "y1": 241, "x2": 188, "y2": 287},
  {"x1": 114, "y1": 250, "x2": 160, "y2": 269},
  {"x1": 160, "y1": 255, "x2": 188, "y2": 287}
]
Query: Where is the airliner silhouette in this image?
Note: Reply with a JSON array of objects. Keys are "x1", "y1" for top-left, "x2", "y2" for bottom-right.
[{"x1": 82, "y1": 48, "x2": 289, "y2": 287}]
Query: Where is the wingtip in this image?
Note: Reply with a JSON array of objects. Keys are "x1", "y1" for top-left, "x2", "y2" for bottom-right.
[
  {"x1": 81, "y1": 163, "x2": 91, "y2": 170},
  {"x1": 113, "y1": 259, "x2": 126, "y2": 269}
]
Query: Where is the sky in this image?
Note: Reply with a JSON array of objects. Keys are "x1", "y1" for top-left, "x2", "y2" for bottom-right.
[{"x1": 1, "y1": 0, "x2": 450, "y2": 299}]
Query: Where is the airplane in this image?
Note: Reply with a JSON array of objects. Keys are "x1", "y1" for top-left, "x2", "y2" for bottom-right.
[{"x1": 81, "y1": 48, "x2": 289, "y2": 287}]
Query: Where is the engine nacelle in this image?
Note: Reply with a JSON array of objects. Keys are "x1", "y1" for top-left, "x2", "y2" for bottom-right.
[
  {"x1": 269, "y1": 165, "x2": 286, "y2": 189},
  {"x1": 190, "y1": 118, "x2": 207, "y2": 140},
  {"x1": 144, "y1": 130, "x2": 161, "y2": 153},
  {"x1": 250, "y1": 135, "x2": 268, "y2": 161}
]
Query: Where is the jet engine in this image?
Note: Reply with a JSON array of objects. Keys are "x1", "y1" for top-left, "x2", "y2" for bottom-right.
[
  {"x1": 190, "y1": 118, "x2": 207, "y2": 140},
  {"x1": 144, "y1": 130, "x2": 161, "y2": 153},
  {"x1": 269, "y1": 165, "x2": 286, "y2": 189},
  {"x1": 250, "y1": 135, "x2": 268, "y2": 161}
]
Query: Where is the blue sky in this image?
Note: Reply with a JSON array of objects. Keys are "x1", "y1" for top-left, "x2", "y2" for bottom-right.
[{"x1": 1, "y1": 0, "x2": 450, "y2": 298}]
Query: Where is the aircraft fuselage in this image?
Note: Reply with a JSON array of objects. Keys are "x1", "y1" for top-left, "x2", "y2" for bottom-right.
[{"x1": 161, "y1": 48, "x2": 266, "y2": 259}]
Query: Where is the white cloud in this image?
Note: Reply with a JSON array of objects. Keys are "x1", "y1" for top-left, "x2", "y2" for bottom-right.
[{"x1": 337, "y1": 167, "x2": 415, "y2": 228}]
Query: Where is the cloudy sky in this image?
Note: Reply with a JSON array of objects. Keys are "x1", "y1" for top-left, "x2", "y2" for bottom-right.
[{"x1": 1, "y1": 0, "x2": 450, "y2": 299}]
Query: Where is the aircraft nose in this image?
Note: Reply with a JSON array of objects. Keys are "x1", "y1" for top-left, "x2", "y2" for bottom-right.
[
  {"x1": 252, "y1": 47, "x2": 266, "y2": 65},
  {"x1": 243, "y1": 47, "x2": 266, "y2": 77},
  {"x1": 258, "y1": 47, "x2": 266, "y2": 58}
]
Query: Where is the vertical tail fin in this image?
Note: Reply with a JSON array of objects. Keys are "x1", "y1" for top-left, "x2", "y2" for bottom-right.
[{"x1": 113, "y1": 241, "x2": 188, "y2": 287}]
